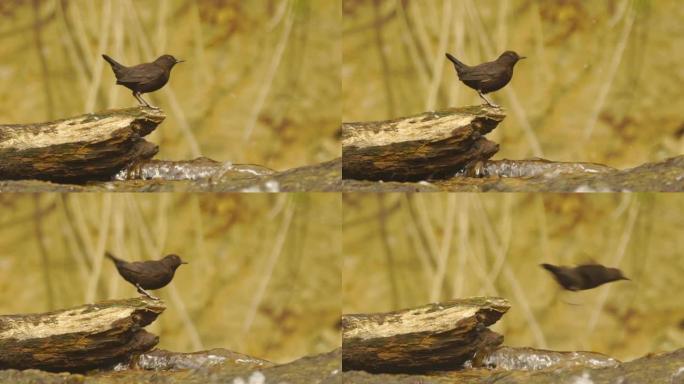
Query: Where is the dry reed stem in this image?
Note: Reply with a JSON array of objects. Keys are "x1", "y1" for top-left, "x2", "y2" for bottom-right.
[
  {"x1": 582, "y1": 5, "x2": 635, "y2": 140},
  {"x1": 396, "y1": 1, "x2": 429, "y2": 95},
  {"x1": 56, "y1": 2, "x2": 88, "y2": 95},
  {"x1": 241, "y1": 196, "x2": 295, "y2": 348},
  {"x1": 33, "y1": 195, "x2": 55, "y2": 309},
  {"x1": 465, "y1": 0, "x2": 544, "y2": 157},
  {"x1": 58, "y1": 197, "x2": 89, "y2": 284},
  {"x1": 377, "y1": 195, "x2": 400, "y2": 308},
  {"x1": 125, "y1": 194, "x2": 204, "y2": 350},
  {"x1": 412, "y1": 195, "x2": 441, "y2": 266},
  {"x1": 584, "y1": 197, "x2": 639, "y2": 345},
  {"x1": 472, "y1": 195, "x2": 548, "y2": 348},
  {"x1": 429, "y1": 194, "x2": 456, "y2": 302},
  {"x1": 496, "y1": 0, "x2": 510, "y2": 53},
  {"x1": 447, "y1": 1, "x2": 465, "y2": 107},
  {"x1": 127, "y1": 0, "x2": 202, "y2": 158},
  {"x1": 242, "y1": 0, "x2": 295, "y2": 145},
  {"x1": 85, "y1": 0, "x2": 112, "y2": 113},
  {"x1": 403, "y1": 198, "x2": 436, "y2": 289},
  {"x1": 424, "y1": 0, "x2": 452, "y2": 111},
  {"x1": 85, "y1": 194, "x2": 112, "y2": 303},
  {"x1": 452, "y1": 198, "x2": 470, "y2": 297}
]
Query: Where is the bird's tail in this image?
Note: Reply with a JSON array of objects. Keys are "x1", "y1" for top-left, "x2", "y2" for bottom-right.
[
  {"x1": 102, "y1": 54, "x2": 124, "y2": 71},
  {"x1": 540, "y1": 263, "x2": 556, "y2": 273},
  {"x1": 104, "y1": 251, "x2": 121, "y2": 263},
  {"x1": 445, "y1": 53, "x2": 467, "y2": 72}
]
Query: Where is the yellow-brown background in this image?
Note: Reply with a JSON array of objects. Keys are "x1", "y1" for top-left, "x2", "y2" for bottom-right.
[
  {"x1": 0, "y1": 194, "x2": 341, "y2": 364},
  {"x1": 0, "y1": 0, "x2": 340, "y2": 170},
  {"x1": 343, "y1": 0, "x2": 684, "y2": 168},
  {"x1": 343, "y1": 193, "x2": 684, "y2": 361}
]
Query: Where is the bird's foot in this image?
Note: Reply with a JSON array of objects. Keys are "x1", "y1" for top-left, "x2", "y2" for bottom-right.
[
  {"x1": 478, "y1": 92, "x2": 499, "y2": 108},
  {"x1": 136, "y1": 284, "x2": 159, "y2": 300}
]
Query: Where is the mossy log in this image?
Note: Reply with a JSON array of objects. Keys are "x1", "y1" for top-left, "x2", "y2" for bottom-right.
[
  {"x1": 342, "y1": 106, "x2": 505, "y2": 181},
  {"x1": 0, "y1": 107, "x2": 164, "y2": 182},
  {"x1": 0, "y1": 297, "x2": 165, "y2": 372},
  {"x1": 341, "y1": 297, "x2": 510, "y2": 373}
]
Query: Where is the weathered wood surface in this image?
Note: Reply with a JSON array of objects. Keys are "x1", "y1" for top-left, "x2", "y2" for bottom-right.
[
  {"x1": 342, "y1": 106, "x2": 505, "y2": 181},
  {"x1": 342, "y1": 297, "x2": 510, "y2": 373},
  {"x1": 0, "y1": 107, "x2": 164, "y2": 182},
  {"x1": 0, "y1": 297, "x2": 165, "y2": 372}
]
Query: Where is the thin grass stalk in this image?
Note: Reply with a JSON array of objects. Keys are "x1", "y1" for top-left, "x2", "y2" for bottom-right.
[
  {"x1": 452, "y1": 197, "x2": 469, "y2": 297},
  {"x1": 241, "y1": 198, "x2": 295, "y2": 348},
  {"x1": 424, "y1": 0, "x2": 452, "y2": 111},
  {"x1": 429, "y1": 194, "x2": 456, "y2": 302},
  {"x1": 396, "y1": 1, "x2": 429, "y2": 95},
  {"x1": 584, "y1": 197, "x2": 639, "y2": 343},
  {"x1": 85, "y1": 194, "x2": 113, "y2": 303},
  {"x1": 242, "y1": 0, "x2": 295, "y2": 145},
  {"x1": 465, "y1": 0, "x2": 544, "y2": 157},
  {"x1": 582, "y1": 4, "x2": 635, "y2": 140},
  {"x1": 85, "y1": 0, "x2": 112, "y2": 113}
]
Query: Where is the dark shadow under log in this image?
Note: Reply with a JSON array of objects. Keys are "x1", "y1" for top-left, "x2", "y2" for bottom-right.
[
  {"x1": 0, "y1": 107, "x2": 164, "y2": 183},
  {"x1": 342, "y1": 297, "x2": 510, "y2": 373},
  {"x1": 0, "y1": 297, "x2": 165, "y2": 372},
  {"x1": 342, "y1": 106, "x2": 505, "y2": 181}
]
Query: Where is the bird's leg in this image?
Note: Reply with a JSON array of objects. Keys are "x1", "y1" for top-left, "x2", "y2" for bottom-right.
[
  {"x1": 132, "y1": 91, "x2": 148, "y2": 107},
  {"x1": 477, "y1": 91, "x2": 498, "y2": 108},
  {"x1": 135, "y1": 283, "x2": 159, "y2": 300},
  {"x1": 133, "y1": 92, "x2": 158, "y2": 109}
]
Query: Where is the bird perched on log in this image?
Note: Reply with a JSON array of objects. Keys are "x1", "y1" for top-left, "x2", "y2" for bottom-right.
[
  {"x1": 102, "y1": 54, "x2": 183, "y2": 108},
  {"x1": 105, "y1": 252, "x2": 187, "y2": 300},
  {"x1": 445, "y1": 51, "x2": 525, "y2": 107},
  {"x1": 540, "y1": 263, "x2": 630, "y2": 291}
]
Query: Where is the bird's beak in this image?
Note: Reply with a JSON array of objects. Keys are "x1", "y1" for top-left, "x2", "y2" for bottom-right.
[
  {"x1": 176, "y1": 59, "x2": 185, "y2": 63},
  {"x1": 519, "y1": 56, "x2": 527, "y2": 60},
  {"x1": 181, "y1": 261, "x2": 189, "y2": 264}
]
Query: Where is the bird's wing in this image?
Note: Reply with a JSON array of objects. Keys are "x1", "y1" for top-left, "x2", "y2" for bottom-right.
[
  {"x1": 457, "y1": 62, "x2": 502, "y2": 81},
  {"x1": 576, "y1": 265, "x2": 608, "y2": 287},
  {"x1": 116, "y1": 260, "x2": 165, "y2": 282},
  {"x1": 116, "y1": 65, "x2": 164, "y2": 86}
]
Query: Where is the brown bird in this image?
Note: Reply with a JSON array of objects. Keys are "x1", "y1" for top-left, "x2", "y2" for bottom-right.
[
  {"x1": 102, "y1": 54, "x2": 183, "y2": 108},
  {"x1": 540, "y1": 263, "x2": 630, "y2": 291},
  {"x1": 105, "y1": 252, "x2": 187, "y2": 300},
  {"x1": 445, "y1": 51, "x2": 525, "y2": 107}
]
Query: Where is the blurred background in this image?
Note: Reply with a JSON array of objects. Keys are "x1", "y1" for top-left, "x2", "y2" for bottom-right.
[
  {"x1": 0, "y1": 194, "x2": 341, "y2": 364},
  {"x1": 0, "y1": 0, "x2": 340, "y2": 170},
  {"x1": 343, "y1": 0, "x2": 684, "y2": 168},
  {"x1": 343, "y1": 193, "x2": 684, "y2": 361}
]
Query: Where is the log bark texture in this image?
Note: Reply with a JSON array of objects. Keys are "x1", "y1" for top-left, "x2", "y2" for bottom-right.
[
  {"x1": 342, "y1": 297, "x2": 510, "y2": 373},
  {"x1": 342, "y1": 106, "x2": 505, "y2": 181},
  {"x1": 0, "y1": 297, "x2": 165, "y2": 372},
  {"x1": 0, "y1": 107, "x2": 164, "y2": 182}
]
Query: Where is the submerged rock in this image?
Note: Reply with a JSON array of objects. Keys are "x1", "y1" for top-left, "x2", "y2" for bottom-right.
[
  {"x1": 341, "y1": 347, "x2": 684, "y2": 384},
  {"x1": 0, "y1": 349, "x2": 341, "y2": 384},
  {"x1": 469, "y1": 346, "x2": 620, "y2": 371},
  {"x1": 0, "y1": 159, "x2": 341, "y2": 192},
  {"x1": 342, "y1": 155, "x2": 684, "y2": 192}
]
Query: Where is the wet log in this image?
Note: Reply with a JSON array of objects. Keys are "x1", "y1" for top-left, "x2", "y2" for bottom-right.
[
  {"x1": 342, "y1": 297, "x2": 510, "y2": 373},
  {"x1": 342, "y1": 105, "x2": 505, "y2": 181},
  {"x1": 0, "y1": 297, "x2": 165, "y2": 372},
  {"x1": 0, "y1": 107, "x2": 164, "y2": 182}
]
